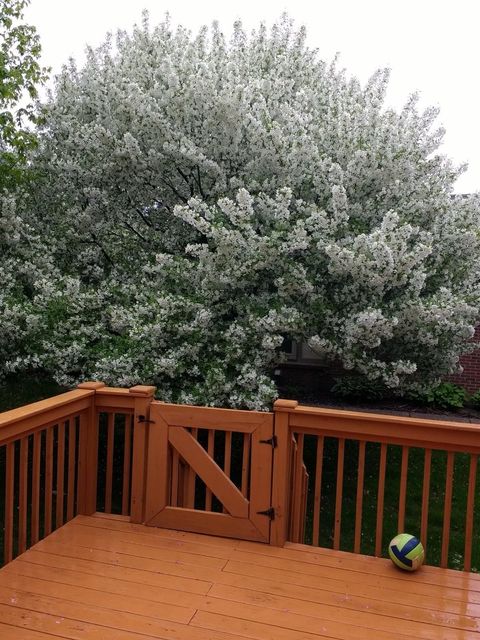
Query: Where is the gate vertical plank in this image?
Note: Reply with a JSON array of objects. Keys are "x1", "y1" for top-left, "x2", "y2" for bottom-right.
[
  {"x1": 67, "y1": 418, "x2": 76, "y2": 521},
  {"x1": 249, "y1": 416, "x2": 274, "y2": 541},
  {"x1": 144, "y1": 406, "x2": 169, "y2": 523}
]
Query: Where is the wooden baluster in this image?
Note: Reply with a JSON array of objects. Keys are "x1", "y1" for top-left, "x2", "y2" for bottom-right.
[
  {"x1": 288, "y1": 436, "x2": 298, "y2": 541},
  {"x1": 4, "y1": 443, "x2": 15, "y2": 563},
  {"x1": 291, "y1": 434, "x2": 305, "y2": 543},
  {"x1": 67, "y1": 418, "x2": 77, "y2": 521},
  {"x1": 354, "y1": 440, "x2": 366, "y2": 554},
  {"x1": 18, "y1": 438, "x2": 28, "y2": 554},
  {"x1": 31, "y1": 432, "x2": 41, "y2": 544},
  {"x1": 333, "y1": 438, "x2": 345, "y2": 550},
  {"x1": 44, "y1": 427, "x2": 54, "y2": 536},
  {"x1": 398, "y1": 446, "x2": 409, "y2": 533},
  {"x1": 312, "y1": 435, "x2": 324, "y2": 547},
  {"x1": 421, "y1": 449, "x2": 432, "y2": 553},
  {"x1": 56, "y1": 421, "x2": 66, "y2": 528},
  {"x1": 105, "y1": 413, "x2": 115, "y2": 513},
  {"x1": 241, "y1": 432, "x2": 250, "y2": 499},
  {"x1": 185, "y1": 428, "x2": 198, "y2": 510},
  {"x1": 375, "y1": 443, "x2": 387, "y2": 557},
  {"x1": 464, "y1": 454, "x2": 478, "y2": 572},
  {"x1": 122, "y1": 415, "x2": 132, "y2": 516},
  {"x1": 441, "y1": 451, "x2": 455, "y2": 568},
  {"x1": 205, "y1": 430, "x2": 215, "y2": 510}
]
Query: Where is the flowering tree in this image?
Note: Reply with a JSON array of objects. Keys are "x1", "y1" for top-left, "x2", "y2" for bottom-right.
[{"x1": 3, "y1": 15, "x2": 479, "y2": 408}]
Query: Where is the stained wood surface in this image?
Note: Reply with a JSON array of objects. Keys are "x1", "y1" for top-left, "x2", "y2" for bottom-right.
[{"x1": 1, "y1": 514, "x2": 480, "y2": 639}]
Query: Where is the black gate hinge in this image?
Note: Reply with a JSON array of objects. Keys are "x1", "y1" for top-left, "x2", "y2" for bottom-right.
[
  {"x1": 257, "y1": 507, "x2": 275, "y2": 520},
  {"x1": 138, "y1": 415, "x2": 155, "y2": 424},
  {"x1": 259, "y1": 435, "x2": 277, "y2": 448}
]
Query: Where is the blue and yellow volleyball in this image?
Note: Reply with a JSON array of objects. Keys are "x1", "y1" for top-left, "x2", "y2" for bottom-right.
[{"x1": 388, "y1": 533, "x2": 424, "y2": 571}]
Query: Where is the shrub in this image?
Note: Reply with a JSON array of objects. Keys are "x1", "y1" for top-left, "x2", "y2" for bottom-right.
[
  {"x1": 469, "y1": 390, "x2": 480, "y2": 408},
  {"x1": 331, "y1": 377, "x2": 387, "y2": 401},
  {"x1": 407, "y1": 382, "x2": 467, "y2": 410}
]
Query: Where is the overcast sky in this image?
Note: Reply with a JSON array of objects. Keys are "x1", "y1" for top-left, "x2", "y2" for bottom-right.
[{"x1": 25, "y1": 0, "x2": 479, "y2": 193}]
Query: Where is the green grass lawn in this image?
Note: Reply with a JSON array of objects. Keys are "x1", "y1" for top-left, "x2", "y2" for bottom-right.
[{"x1": 302, "y1": 436, "x2": 480, "y2": 571}]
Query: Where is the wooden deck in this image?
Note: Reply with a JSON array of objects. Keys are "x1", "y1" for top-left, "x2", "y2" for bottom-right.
[{"x1": 0, "y1": 515, "x2": 480, "y2": 640}]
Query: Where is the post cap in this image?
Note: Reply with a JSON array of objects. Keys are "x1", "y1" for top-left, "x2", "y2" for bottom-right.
[
  {"x1": 129, "y1": 385, "x2": 157, "y2": 397},
  {"x1": 77, "y1": 381, "x2": 106, "y2": 390},
  {"x1": 273, "y1": 399, "x2": 298, "y2": 410}
]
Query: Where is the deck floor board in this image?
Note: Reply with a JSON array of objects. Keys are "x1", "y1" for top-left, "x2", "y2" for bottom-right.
[{"x1": 0, "y1": 515, "x2": 479, "y2": 639}]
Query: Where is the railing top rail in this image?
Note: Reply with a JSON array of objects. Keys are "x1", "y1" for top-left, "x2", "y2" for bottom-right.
[
  {"x1": 0, "y1": 389, "x2": 94, "y2": 430},
  {"x1": 275, "y1": 400, "x2": 480, "y2": 430},
  {"x1": 274, "y1": 399, "x2": 480, "y2": 452},
  {"x1": 0, "y1": 389, "x2": 94, "y2": 444}
]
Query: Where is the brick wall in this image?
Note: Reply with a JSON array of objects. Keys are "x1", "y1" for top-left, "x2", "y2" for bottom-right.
[{"x1": 446, "y1": 326, "x2": 480, "y2": 393}]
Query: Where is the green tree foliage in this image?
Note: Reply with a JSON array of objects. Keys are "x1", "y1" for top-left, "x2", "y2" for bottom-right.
[
  {"x1": 0, "y1": 0, "x2": 48, "y2": 190},
  {"x1": 1, "y1": 16, "x2": 479, "y2": 408}
]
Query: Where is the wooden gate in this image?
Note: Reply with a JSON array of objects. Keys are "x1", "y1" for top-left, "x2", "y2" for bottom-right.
[{"x1": 143, "y1": 402, "x2": 275, "y2": 542}]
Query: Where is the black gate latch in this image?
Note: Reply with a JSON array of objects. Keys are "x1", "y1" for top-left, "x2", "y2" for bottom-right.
[
  {"x1": 257, "y1": 507, "x2": 275, "y2": 520},
  {"x1": 259, "y1": 435, "x2": 277, "y2": 448},
  {"x1": 138, "y1": 415, "x2": 155, "y2": 424}
]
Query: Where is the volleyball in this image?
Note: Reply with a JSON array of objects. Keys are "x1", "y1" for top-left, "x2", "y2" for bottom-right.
[{"x1": 388, "y1": 533, "x2": 424, "y2": 571}]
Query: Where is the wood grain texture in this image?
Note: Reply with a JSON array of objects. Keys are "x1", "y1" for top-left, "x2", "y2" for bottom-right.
[{"x1": 0, "y1": 515, "x2": 479, "y2": 640}]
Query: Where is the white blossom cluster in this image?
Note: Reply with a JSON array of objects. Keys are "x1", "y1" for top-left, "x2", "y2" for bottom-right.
[{"x1": 1, "y1": 15, "x2": 479, "y2": 407}]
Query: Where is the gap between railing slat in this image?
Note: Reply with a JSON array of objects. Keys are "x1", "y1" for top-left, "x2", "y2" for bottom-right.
[
  {"x1": 18, "y1": 437, "x2": 28, "y2": 554},
  {"x1": 464, "y1": 454, "x2": 478, "y2": 572},
  {"x1": 104, "y1": 413, "x2": 115, "y2": 513},
  {"x1": 398, "y1": 446, "x2": 409, "y2": 533},
  {"x1": 312, "y1": 435, "x2": 324, "y2": 547},
  {"x1": 122, "y1": 415, "x2": 132, "y2": 515},
  {"x1": 441, "y1": 451, "x2": 455, "y2": 568},
  {"x1": 44, "y1": 427, "x2": 54, "y2": 536},
  {"x1": 333, "y1": 438, "x2": 345, "y2": 550}
]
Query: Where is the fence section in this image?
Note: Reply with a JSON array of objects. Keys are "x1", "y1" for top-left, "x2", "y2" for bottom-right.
[
  {"x1": 0, "y1": 389, "x2": 93, "y2": 565},
  {"x1": 273, "y1": 400, "x2": 480, "y2": 571}
]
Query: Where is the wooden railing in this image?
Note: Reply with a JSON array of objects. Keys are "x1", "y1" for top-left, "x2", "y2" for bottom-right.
[
  {"x1": 0, "y1": 388, "x2": 93, "y2": 565},
  {"x1": 2, "y1": 385, "x2": 480, "y2": 572},
  {"x1": 0, "y1": 382, "x2": 155, "y2": 566},
  {"x1": 272, "y1": 399, "x2": 480, "y2": 571}
]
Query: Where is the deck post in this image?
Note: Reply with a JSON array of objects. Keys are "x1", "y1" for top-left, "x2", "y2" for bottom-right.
[
  {"x1": 129, "y1": 385, "x2": 156, "y2": 523},
  {"x1": 76, "y1": 381, "x2": 106, "y2": 514},
  {"x1": 270, "y1": 399, "x2": 297, "y2": 546}
]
